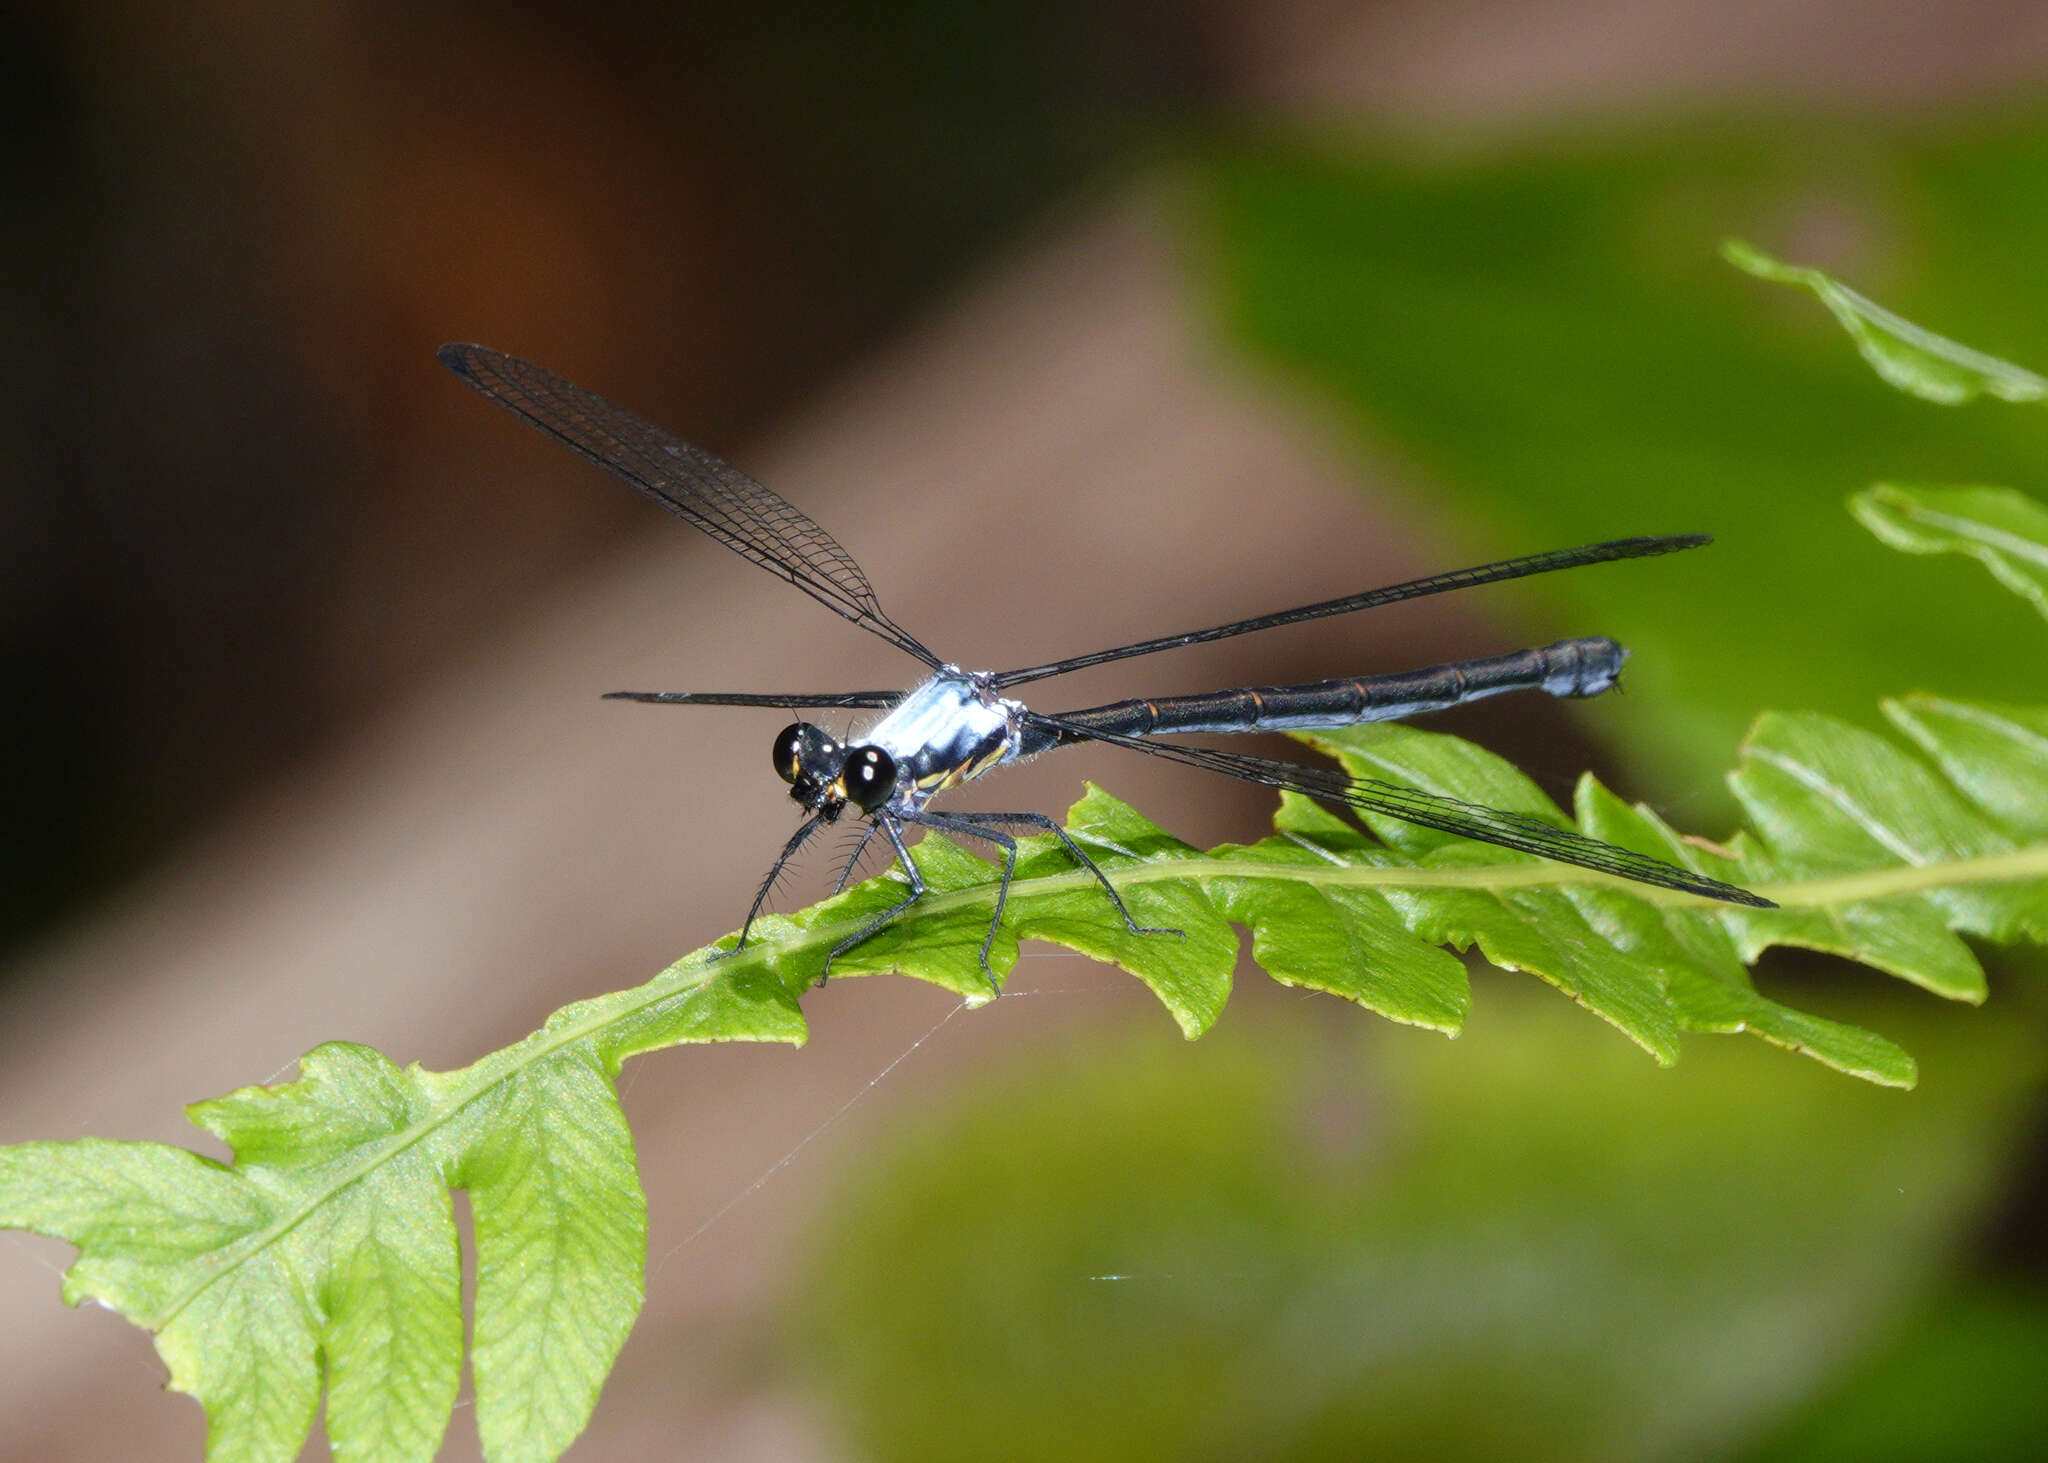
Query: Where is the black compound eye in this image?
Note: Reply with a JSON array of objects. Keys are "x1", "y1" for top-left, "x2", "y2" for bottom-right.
[
  {"x1": 773, "y1": 722, "x2": 830, "y2": 784},
  {"x1": 771, "y1": 724, "x2": 806, "y2": 784},
  {"x1": 842, "y1": 745, "x2": 896, "y2": 812}
]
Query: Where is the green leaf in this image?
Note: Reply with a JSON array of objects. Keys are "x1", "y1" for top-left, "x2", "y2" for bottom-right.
[
  {"x1": 1721, "y1": 239, "x2": 2048, "y2": 405},
  {"x1": 1852, "y1": 482, "x2": 2048, "y2": 620},
  {"x1": 1, "y1": 973, "x2": 805, "y2": 1463},
  {"x1": 1209, "y1": 793, "x2": 1470, "y2": 1033},
  {"x1": 4, "y1": 686, "x2": 2045, "y2": 1456},
  {"x1": 1886, "y1": 695, "x2": 2048, "y2": 841}
]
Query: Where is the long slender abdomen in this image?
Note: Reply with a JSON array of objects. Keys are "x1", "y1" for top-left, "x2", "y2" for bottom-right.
[{"x1": 1049, "y1": 637, "x2": 1626, "y2": 739}]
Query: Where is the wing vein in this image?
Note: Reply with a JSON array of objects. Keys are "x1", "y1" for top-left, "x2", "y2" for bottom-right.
[{"x1": 439, "y1": 344, "x2": 939, "y2": 666}]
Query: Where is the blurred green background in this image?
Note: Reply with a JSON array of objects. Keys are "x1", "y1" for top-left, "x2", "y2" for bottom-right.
[
  {"x1": 800, "y1": 987, "x2": 2044, "y2": 1461},
  {"x1": 6, "y1": 3, "x2": 2048, "y2": 1459}
]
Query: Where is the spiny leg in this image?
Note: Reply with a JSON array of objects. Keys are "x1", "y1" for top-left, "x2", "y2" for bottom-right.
[
  {"x1": 821, "y1": 814, "x2": 926, "y2": 984},
  {"x1": 906, "y1": 811, "x2": 1022, "y2": 994},
  {"x1": 832, "y1": 820, "x2": 883, "y2": 894},
  {"x1": 718, "y1": 812, "x2": 826, "y2": 960},
  {"x1": 944, "y1": 809, "x2": 1182, "y2": 941}
]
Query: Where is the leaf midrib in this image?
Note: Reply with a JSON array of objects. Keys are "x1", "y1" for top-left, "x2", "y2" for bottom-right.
[
  {"x1": 152, "y1": 837, "x2": 2048, "y2": 1330},
  {"x1": 1896, "y1": 505, "x2": 2048, "y2": 569}
]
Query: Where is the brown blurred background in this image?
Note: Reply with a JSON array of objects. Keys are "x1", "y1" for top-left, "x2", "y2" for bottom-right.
[
  {"x1": 0, "y1": 0, "x2": 1214, "y2": 954},
  {"x1": 6, "y1": 3, "x2": 2048, "y2": 1461}
]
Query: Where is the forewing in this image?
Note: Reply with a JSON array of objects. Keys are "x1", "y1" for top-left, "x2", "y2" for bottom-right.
[
  {"x1": 602, "y1": 691, "x2": 899, "y2": 709},
  {"x1": 992, "y1": 536, "x2": 1709, "y2": 688},
  {"x1": 440, "y1": 344, "x2": 938, "y2": 666}
]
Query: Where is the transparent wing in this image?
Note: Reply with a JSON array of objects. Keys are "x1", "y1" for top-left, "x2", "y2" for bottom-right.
[
  {"x1": 993, "y1": 536, "x2": 1708, "y2": 688},
  {"x1": 1025, "y1": 712, "x2": 1772, "y2": 907},
  {"x1": 602, "y1": 690, "x2": 899, "y2": 709},
  {"x1": 440, "y1": 344, "x2": 940, "y2": 667}
]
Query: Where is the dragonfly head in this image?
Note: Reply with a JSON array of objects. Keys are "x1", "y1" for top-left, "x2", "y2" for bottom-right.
[{"x1": 774, "y1": 723, "x2": 897, "y2": 818}]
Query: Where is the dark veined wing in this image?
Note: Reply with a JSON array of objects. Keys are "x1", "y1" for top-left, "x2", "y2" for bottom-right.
[
  {"x1": 439, "y1": 344, "x2": 940, "y2": 668},
  {"x1": 602, "y1": 690, "x2": 900, "y2": 709},
  {"x1": 1025, "y1": 711, "x2": 1774, "y2": 908},
  {"x1": 992, "y1": 535, "x2": 1710, "y2": 688}
]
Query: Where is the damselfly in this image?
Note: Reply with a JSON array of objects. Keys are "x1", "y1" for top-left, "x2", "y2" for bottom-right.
[{"x1": 439, "y1": 345, "x2": 1770, "y2": 987}]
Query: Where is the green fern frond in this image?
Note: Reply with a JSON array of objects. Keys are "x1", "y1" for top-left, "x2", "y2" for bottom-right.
[{"x1": 8, "y1": 659, "x2": 2048, "y2": 1459}]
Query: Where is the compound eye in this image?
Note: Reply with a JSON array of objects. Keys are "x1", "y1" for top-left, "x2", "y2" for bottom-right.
[
  {"x1": 842, "y1": 745, "x2": 896, "y2": 812},
  {"x1": 773, "y1": 723, "x2": 820, "y2": 784}
]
